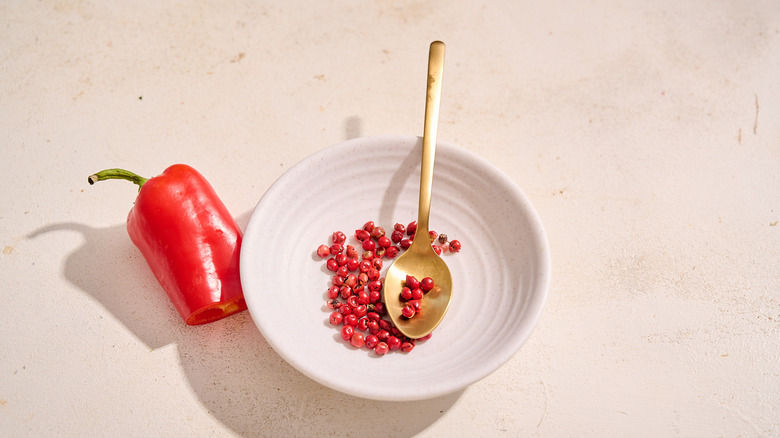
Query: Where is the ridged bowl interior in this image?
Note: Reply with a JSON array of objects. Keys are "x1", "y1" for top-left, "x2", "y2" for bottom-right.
[{"x1": 241, "y1": 135, "x2": 550, "y2": 401}]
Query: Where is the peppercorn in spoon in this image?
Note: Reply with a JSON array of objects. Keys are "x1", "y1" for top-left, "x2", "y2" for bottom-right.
[{"x1": 383, "y1": 41, "x2": 452, "y2": 340}]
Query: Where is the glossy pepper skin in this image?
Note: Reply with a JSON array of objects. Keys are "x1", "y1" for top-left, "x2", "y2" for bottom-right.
[{"x1": 89, "y1": 164, "x2": 246, "y2": 325}]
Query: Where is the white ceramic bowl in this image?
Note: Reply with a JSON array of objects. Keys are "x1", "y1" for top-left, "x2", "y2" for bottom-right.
[{"x1": 241, "y1": 135, "x2": 550, "y2": 401}]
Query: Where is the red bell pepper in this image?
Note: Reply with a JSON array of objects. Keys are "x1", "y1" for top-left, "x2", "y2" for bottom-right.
[{"x1": 88, "y1": 164, "x2": 246, "y2": 325}]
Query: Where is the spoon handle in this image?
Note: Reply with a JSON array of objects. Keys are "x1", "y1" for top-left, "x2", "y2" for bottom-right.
[{"x1": 416, "y1": 41, "x2": 445, "y2": 240}]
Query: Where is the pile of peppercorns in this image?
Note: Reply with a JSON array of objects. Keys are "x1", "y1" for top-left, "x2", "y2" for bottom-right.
[{"x1": 316, "y1": 220, "x2": 461, "y2": 355}]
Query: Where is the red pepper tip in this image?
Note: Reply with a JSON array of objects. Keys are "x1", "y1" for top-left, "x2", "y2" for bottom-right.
[{"x1": 185, "y1": 296, "x2": 247, "y2": 325}]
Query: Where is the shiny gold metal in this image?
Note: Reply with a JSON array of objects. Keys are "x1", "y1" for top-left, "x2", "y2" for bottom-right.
[{"x1": 383, "y1": 41, "x2": 452, "y2": 339}]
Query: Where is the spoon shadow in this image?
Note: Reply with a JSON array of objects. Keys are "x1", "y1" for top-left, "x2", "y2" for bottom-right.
[
  {"x1": 377, "y1": 136, "x2": 423, "y2": 227},
  {"x1": 29, "y1": 209, "x2": 462, "y2": 436}
]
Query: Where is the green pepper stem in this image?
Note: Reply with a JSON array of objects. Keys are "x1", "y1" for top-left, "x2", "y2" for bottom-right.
[{"x1": 88, "y1": 168, "x2": 149, "y2": 190}]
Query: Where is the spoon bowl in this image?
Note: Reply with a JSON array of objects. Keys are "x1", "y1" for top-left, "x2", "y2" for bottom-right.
[
  {"x1": 384, "y1": 232, "x2": 452, "y2": 339},
  {"x1": 383, "y1": 41, "x2": 452, "y2": 338}
]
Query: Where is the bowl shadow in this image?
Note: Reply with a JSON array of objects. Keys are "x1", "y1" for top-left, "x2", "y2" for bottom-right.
[{"x1": 29, "y1": 208, "x2": 463, "y2": 436}]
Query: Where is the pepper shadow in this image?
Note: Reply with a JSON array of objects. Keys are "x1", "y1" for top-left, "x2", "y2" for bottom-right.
[
  {"x1": 29, "y1": 211, "x2": 462, "y2": 436},
  {"x1": 28, "y1": 222, "x2": 178, "y2": 349}
]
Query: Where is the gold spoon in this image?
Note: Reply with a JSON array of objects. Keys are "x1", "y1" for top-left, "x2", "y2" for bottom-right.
[{"x1": 383, "y1": 41, "x2": 452, "y2": 340}]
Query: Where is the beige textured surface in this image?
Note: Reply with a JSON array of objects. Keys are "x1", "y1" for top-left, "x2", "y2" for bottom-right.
[{"x1": 1, "y1": 0, "x2": 778, "y2": 436}]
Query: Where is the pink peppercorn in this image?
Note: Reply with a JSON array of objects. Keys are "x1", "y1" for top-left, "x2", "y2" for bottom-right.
[
  {"x1": 343, "y1": 314, "x2": 358, "y2": 326},
  {"x1": 353, "y1": 305, "x2": 368, "y2": 318},
  {"x1": 350, "y1": 332, "x2": 365, "y2": 348},
  {"x1": 377, "y1": 236, "x2": 391, "y2": 248},
  {"x1": 367, "y1": 279, "x2": 382, "y2": 292},
  {"x1": 317, "y1": 244, "x2": 330, "y2": 258},
  {"x1": 405, "y1": 275, "x2": 420, "y2": 290},
  {"x1": 362, "y1": 238, "x2": 376, "y2": 251},
  {"x1": 385, "y1": 246, "x2": 399, "y2": 258},
  {"x1": 370, "y1": 226, "x2": 385, "y2": 239},
  {"x1": 374, "y1": 342, "x2": 389, "y2": 355},
  {"x1": 332, "y1": 231, "x2": 346, "y2": 245},
  {"x1": 386, "y1": 336, "x2": 402, "y2": 350},
  {"x1": 340, "y1": 325, "x2": 354, "y2": 340}
]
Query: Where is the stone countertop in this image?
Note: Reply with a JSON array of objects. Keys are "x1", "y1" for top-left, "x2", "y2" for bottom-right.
[{"x1": 1, "y1": 1, "x2": 778, "y2": 436}]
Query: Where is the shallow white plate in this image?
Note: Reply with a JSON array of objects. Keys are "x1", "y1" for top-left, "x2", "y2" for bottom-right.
[{"x1": 241, "y1": 135, "x2": 550, "y2": 401}]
